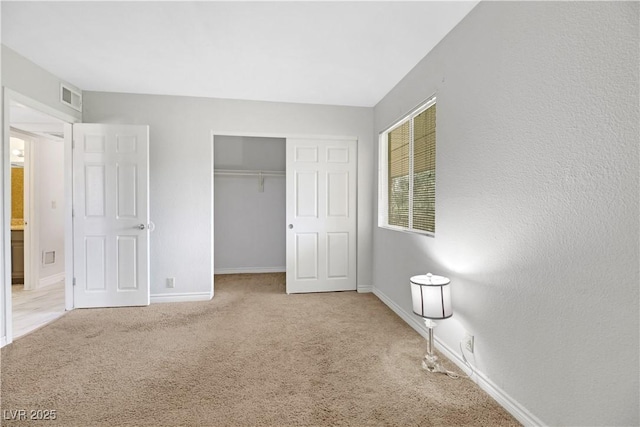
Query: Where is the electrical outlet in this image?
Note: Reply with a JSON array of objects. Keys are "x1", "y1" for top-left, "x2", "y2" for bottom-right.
[
  {"x1": 167, "y1": 277, "x2": 175, "y2": 288},
  {"x1": 464, "y1": 333, "x2": 474, "y2": 353}
]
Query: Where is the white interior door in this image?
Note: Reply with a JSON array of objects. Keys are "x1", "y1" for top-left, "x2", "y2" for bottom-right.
[
  {"x1": 73, "y1": 124, "x2": 149, "y2": 308},
  {"x1": 286, "y1": 137, "x2": 357, "y2": 293}
]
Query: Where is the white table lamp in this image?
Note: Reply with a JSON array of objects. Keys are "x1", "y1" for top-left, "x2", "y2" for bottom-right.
[{"x1": 410, "y1": 273, "x2": 452, "y2": 373}]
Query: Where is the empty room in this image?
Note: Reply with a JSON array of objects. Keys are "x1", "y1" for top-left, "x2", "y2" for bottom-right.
[{"x1": 0, "y1": 1, "x2": 638, "y2": 426}]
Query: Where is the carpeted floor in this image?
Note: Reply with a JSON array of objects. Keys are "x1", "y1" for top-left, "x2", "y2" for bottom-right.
[{"x1": 1, "y1": 273, "x2": 519, "y2": 426}]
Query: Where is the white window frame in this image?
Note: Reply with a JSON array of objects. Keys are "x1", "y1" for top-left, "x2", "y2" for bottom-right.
[{"x1": 378, "y1": 95, "x2": 436, "y2": 236}]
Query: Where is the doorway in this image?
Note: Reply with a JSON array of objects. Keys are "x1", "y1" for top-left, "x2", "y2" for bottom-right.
[
  {"x1": 213, "y1": 135, "x2": 286, "y2": 276},
  {"x1": 4, "y1": 97, "x2": 73, "y2": 342},
  {"x1": 2, "y1": 92, "x2": 150, "y2": 346}
]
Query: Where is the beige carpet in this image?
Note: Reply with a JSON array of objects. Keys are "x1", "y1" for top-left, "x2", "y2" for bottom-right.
[{"x1": 1, "y1": 273, "x2": 519, "y2": 426}]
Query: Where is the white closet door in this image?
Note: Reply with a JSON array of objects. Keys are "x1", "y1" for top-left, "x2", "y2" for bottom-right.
[
  {"x1": 73, "y1": 124, "x2": 150, "y2": 308},
  {"x1": 286, "y1": 138, "x2": 357, "y2": 293}
]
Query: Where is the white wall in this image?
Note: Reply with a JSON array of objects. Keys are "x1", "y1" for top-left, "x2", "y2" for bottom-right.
[
  {"x1": 214, "y1": 136, "x2": 286, "y2": 273},
  {"x1": 82, "y1": 93, "x2": 374, "y2": 297},
  {"x1": 373, "y1": 2, "x2": 639, "y2": 426},
  {"x1": 1, "y1": 46, "x2": 81, "y2": 122},
  {"x1": 215, "y1": 135, "x2": 285, "y2": 171},
  {"x1": 36, "y1": 137, "x2": 65, "y2": 283}
]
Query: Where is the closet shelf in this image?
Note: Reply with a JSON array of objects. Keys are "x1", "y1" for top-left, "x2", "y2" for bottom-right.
[
  {"x1": 214, "y1": 169, "x2": 285, "y2": 177},
  {"x1": 214, "y1": 169, "x2": 285, "y2": 192}
]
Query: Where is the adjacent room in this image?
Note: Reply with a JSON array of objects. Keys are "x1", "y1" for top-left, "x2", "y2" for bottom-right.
[
  {"x1": 0, "y1": 2, "x2": 638, "y2": 426},
  {"x1": 8, "y1": 104, "x2": 66, "y2": 339}
]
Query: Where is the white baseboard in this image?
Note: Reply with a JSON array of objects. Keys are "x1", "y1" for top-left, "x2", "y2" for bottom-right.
[
  {"x1": 1, "y1": 336, "x2": 7, "y2": 348},
  {"x1": 150, "y1": 291, "x2": 213, "y2": 304},
  {"x1": 372, "y1": 287, "x2": 544, "y2": 427},
  {"x1": 38, "y1": 272, "x2": 65, "y2": 289},
  {"x1": 214, "y1": 267, "x2": 286, "y2": 275},
  {"x1": 357, "y1": 284, "x2": 373, "y2": 293}
]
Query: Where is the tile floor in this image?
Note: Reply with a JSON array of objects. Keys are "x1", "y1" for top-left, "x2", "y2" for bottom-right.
[{"x1": 12, "y1": 280, "x2": 66, "y2": 339}]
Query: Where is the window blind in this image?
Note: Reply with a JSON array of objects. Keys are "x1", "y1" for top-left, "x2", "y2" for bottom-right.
[
  {"x1": 412, "y1": 104, "x2": 436, "y2": 233},
  {"x1": 384, "y1": 100, "x2": 436, "y2": 234},
  {"x1": 388, "y1": 121, "x2": 410, "y2": 228}
]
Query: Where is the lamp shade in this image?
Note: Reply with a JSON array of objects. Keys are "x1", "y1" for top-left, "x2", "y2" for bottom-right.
[{"x1": 410, "y1": 273, "x2": 452, "y2": 319}]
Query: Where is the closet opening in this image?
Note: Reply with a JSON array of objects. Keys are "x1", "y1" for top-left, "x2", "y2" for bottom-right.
[{"x1": 213, "y1": 135, "x2": 286, "y2": 290}]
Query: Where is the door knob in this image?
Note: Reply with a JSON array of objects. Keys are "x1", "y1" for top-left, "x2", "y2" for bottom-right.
[
  {"x1": 136, "y1": 224, "x2": 146, "y2": 230},
  {"x1": 288, "y1": 224, "x2": 293, "y2": 229}
]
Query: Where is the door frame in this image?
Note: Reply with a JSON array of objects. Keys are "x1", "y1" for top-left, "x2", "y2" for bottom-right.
[
  {"x1": 210, "y1": 130, "x2": 358, "y2": 296},
  {"x1": 2, "y1": 88, "x2": 78, "y2": 346}
]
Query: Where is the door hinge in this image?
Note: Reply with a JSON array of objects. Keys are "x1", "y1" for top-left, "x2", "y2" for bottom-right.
[
  {"x1": 72, "y1": 207, "x2": 75, "y2": 218},
  {"x1": 73, "y1": 278, "x2": 76, "y2": 287}
]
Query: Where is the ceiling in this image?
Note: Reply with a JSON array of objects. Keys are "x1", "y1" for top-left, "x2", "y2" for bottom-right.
[{"x1": 1, "y1": 1, "x2": 478, "y2": 107}]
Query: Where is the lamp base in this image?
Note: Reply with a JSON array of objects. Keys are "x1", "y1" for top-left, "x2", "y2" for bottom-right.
[
  {"x1": 422, "y1": 318, "x2": 446, "y2": 374},
  {"x1": 422, "y1": 352, "x2": 443, "y2": 372}
]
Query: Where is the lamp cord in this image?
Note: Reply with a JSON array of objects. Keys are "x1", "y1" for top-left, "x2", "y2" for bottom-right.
[
  {"x1": 428, "y1": 341, "x2": 476, "y2": 379},
  {"x1": 456, "y1": 341, "x2": 475, "y2": 379}
]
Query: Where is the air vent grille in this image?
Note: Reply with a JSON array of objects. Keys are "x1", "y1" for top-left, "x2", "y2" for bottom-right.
[
  {"x1": 43, "y1": 251, "x2": 56, "y2": 265},
  {"x1": 60, "y1": 84, "x2": 82, "y2": 112}
]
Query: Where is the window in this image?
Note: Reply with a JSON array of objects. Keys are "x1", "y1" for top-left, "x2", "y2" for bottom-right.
[{"x1": 379, "y1": 96, "x2": 436, "y2": 235}]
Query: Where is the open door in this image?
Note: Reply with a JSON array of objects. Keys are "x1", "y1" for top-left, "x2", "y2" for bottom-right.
[
  {"x1": 72, "y1": 124, "x2": 150, "y2": 308},
  {"x1": 286, "y1": 137, "x2": 357, "y2": 293}
]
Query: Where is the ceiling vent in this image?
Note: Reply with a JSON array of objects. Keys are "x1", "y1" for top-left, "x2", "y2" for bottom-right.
[{"x1": 60, "y1": 84, "x2": 82, "y2": 112}]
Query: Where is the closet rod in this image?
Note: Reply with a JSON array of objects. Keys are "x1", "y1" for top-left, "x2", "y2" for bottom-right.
[{"x1": 214, "y1": 169, "x2": 285, "y2": 177}]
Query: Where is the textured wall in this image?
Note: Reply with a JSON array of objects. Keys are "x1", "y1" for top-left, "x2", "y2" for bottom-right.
[
  {"x1": 373, "y1": 2, "x2": 639, "y2": 425},
  {"x1": 214, "y1": 175, "x2": 285, "y2": 272},
  {"x1": 36, "y1": 137, "x2": 65, "y2": 280}
]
